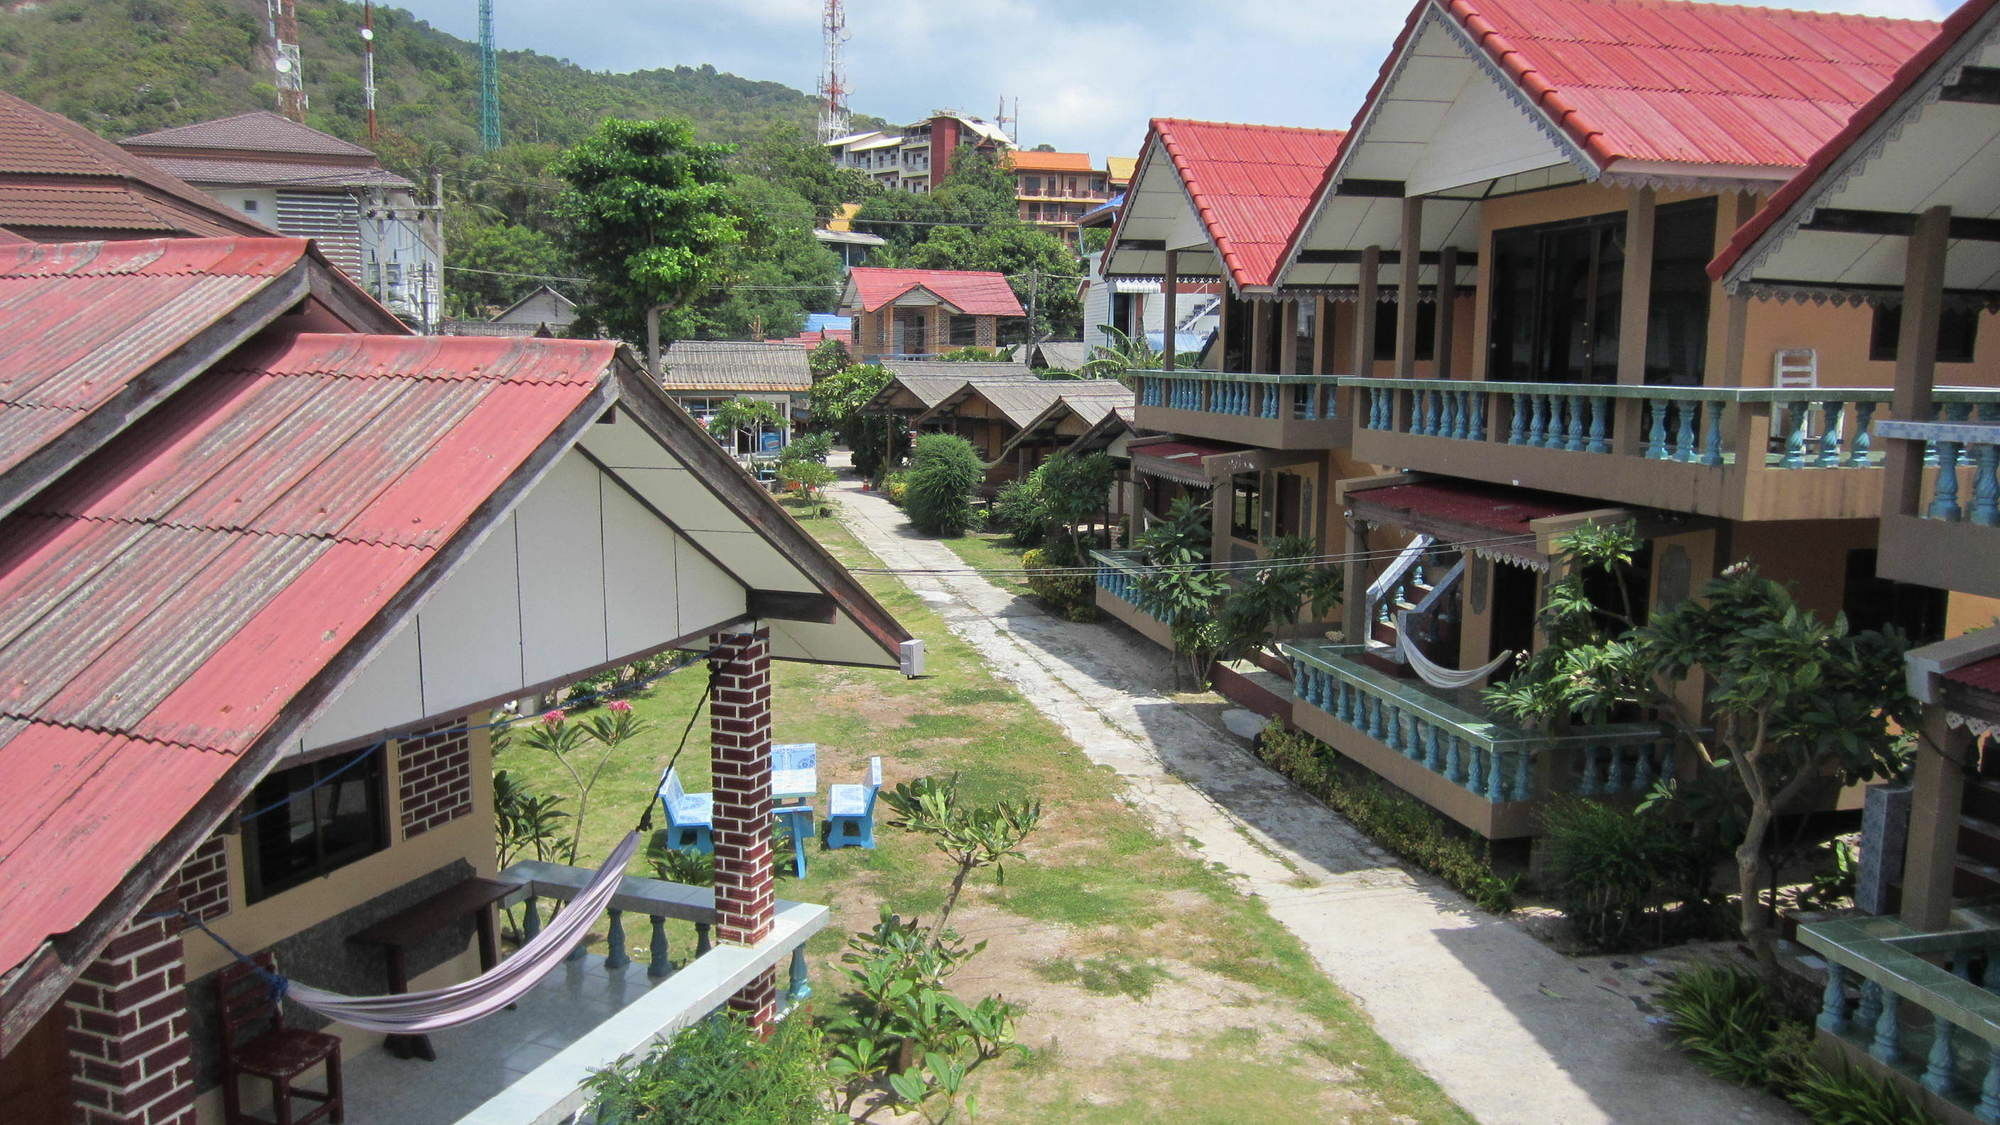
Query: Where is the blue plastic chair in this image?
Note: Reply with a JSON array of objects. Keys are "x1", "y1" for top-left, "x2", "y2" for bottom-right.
[
  {"x1": 656, "y1": 767, "x2": 713, "y2": 854},
  {"x1": 825, "y1": 757, "x2": 882, "y2": 850}
]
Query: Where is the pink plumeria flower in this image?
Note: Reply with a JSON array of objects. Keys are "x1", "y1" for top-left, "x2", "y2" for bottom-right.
[
  {"x1": 541, "y1": 709, "x2": 567, "y2": 727},
  {"x1": 607, "y1": 700, "x2": 633, "y2": 713}
]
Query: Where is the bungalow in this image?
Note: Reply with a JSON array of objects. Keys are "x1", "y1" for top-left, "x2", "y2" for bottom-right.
[
  {"x1": 0, "y1": 236, "x2": 911, "y2": 1124},
  {"x1": 912, "y1": 378, "x2": 1131, "y2": 492},
  {"x1": 1099, "y1": 0, "x2": 1983, "y2": 852},
  {"x1": 838, "y1": 267, "x2": 1027, "y2": 360},
  {"x1": 659, "y1": 340, "x2": 816, "y2": 454},
  {"x1": 1711, "y1": 1, "x2": 2000, "y2": 1119}
]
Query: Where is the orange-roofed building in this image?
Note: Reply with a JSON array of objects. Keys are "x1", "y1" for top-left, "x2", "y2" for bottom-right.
[{"x1": 1011, "y1": 150, "x2": 1112, "y2": 245}]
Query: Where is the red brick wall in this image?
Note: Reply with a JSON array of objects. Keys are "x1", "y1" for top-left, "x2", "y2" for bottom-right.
[
  {"x1": 63, "y1": 890, "x2": 195, "y2": 1125},
  {"x1": 399, "y1": 719, "x2": 473, "y2": 839},
  {"x1": 172, "y1": 836, "x2": 229, "y2": 925},
  {"x1": 708, "y1": 627, "x2": 778, "y2": 1028}
]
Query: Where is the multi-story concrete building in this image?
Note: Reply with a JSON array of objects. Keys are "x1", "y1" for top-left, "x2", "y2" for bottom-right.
[
  {"x1": 122, "y1": 112, "x2": 444, "y2": 332},
  {"x1": 825, "y1": 110, "x2": 1013, "y2": 194},
  {"x1": 1012, "y1": 151, "x2": 1111, "y2": 244}
]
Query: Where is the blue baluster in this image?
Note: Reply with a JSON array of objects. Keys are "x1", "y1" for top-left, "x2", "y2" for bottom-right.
[
  {"x1": 1975, "y1": 437, "x2": 2000, "y2": 527},
  {"x1": 1675, "y1": 402, "x2": 1697, "y2": 462},
  {"x1": 1646, "y1": 400, "x2": 1668, "y2": 459},
  {"x1": 1817, "y1": 965, "x2": 1850, "y2": 1033},
  {"x1": 786, "y1": 946, "x2": 813, "y2": 1007},
  {"x1": 1857, "y1": 980, "x2": 1883, "y2": 1031},
  {"x1": 1578, "y1": 747, "x2": 1603, "y2": 796},
  {"x1": 1816, "y1": 402, "x2": 1844, "y2": 468},
  {"x1": 1467, "y1": 747, "x2": 1487, "y2": 794},
  {"x1": 1426, "y1": 725, "x2": 1444, "y2": 772},
  {"x1": 1470, "y1": 391, "x2": 1487, "y2": 441},
  {"x1": 1872, "y1": 990, "x2": 1902, "y2": 1065},
  {"x1": 1440, "y1": 391, "x2": 1458, "y2": 438},
  {"x1": 1446, "y1": 737, "x2": 1465, "y2": 783},
  {"x1": 1980, "y1": 1046, "x2": 2000, "y2": 1123},
  {"x1": 1513, "y1": 749, "x2": 1532, "y2": 801},
  {"x1": 1567, "y1": 394, "x2": 1589, "y2": 452},
  {"x1": 1927, "y1": 1013, "x2": 1960, "y2": 1095},
  {"x1": 1387, "y1": 707, "x2": 1406, "y2": 752},
  {"x1": 648, "y1": 915, "x2": 672, "y2": 979},
  {"x1": 1587, "y1": 395, "x2": 1609, "y2": 454},
  {"x1": 1484, "y1": 749, "x2": 1505, "y2": 802},
  {"x1": 1633, "y1": 745, "x2": 1656, "y2": 794},
  {"x1": 1609, "y1": 747, "x2": 1631, "y2": 794},
  {"x1": 1702, "y1": 401, "x2": 1725, "y2": 467},
  {"x1": 1531, "y1": 394, "x2": 1550, "y2": 447},
  {"x1": 523, "y1": 897, "x2": 542, "y2": 941},
  {"x1": 1510, "y1": 394, "x2": 1528, "y2": 445},
  {"x1": 1848, "y1": 401, "x2": 1876, "y2": 466},
  {"x1": 604, "y1": 909, "x2": 630, "y2": 971},
  {"x1": 1780, "y1": 402, "x2": 1809, "y2": 469},
  {"x1": 695, "y1": 923, "x2": 713, "y2": 957},
  {"x1": 1933, "y1": 406, "x2": 1968, "y2": 520},
  {"x1": 1371, "y1": 697, "x2": 1390, "y2": 741}
]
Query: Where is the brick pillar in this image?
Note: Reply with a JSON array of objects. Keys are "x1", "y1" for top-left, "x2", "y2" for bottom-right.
[
  {"x1": 63, "y1": 890, "x2": 196, "y2": 1125},
  {"x1": 709, "y1": 625, "x2": 778, "y2": 1028}
]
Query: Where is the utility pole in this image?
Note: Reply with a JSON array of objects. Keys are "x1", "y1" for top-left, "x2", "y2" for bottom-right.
[
  {"x1": 1025, "y1": 265, "x2": 1041, "y2": 349},
  {"x1": 361, "y1": 2, "x2": 378, "y2": 141}
]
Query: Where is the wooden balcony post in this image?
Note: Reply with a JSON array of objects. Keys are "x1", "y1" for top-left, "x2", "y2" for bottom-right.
[
  {"x1": 1250, "y1": 296, "x2": 1269, "y2": 375},
  {"x1": 1161, "y1": 250, "x2": 1179, "y2": 372},
  {"x1": 1434, "y1": 246, "x2": 1457, "y2": 382},
  {"x1": 1901, "y1": 704, "x2": 1969, "y2": 932},
  {"x1": 1612, "y1": 187, "x2": 1655, "y2": 456},
  {"x1": 1357, "y1": 246, "x2": 1383, "y2": 428},
  {"x1": 1396, "y1": 198, "x2": 1423, "y2": 379},
  {"x1": 1341, "y1": 515, "x2": 1371, "y2": 646},
  {"x1": 1280, "y1": 298, "x2": 1299, "y2": 376},
  {"x1": 1312, "y1": 295, "x2": 1331, "y2": 375},
  {"x1": 1885, "y1": 206, "x2": 1952, "y2": 519}
]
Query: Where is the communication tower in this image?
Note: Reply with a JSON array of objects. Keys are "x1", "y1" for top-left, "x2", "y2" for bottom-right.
[
  {"x1": 267, "y1": 1, "x2": 306, "y2": 122},
  {"x1": 479, "y1": 0, "x2": 502, "y2": 151},
  {"x1": 818, "y1": 0, "x2": 851, "y2": 142}
]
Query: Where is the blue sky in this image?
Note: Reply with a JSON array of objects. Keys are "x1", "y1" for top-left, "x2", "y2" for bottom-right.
[{"x1": 394, "y1": 0, "x2": 1956, "y2": 161}]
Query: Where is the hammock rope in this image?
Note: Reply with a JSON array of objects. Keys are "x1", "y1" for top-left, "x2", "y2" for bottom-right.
[{"x1": 1398, "y1": 629, "x2": 1515, "y2": 690}]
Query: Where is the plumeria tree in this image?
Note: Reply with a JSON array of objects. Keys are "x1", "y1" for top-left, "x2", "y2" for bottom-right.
[{"x1": 520, "y1": 701, "x2": 653, "y2": 865}]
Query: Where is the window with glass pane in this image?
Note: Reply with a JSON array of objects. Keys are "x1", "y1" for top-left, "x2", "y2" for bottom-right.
[
  {"x1": 1372, "y1": 300, "x2": 1437, "y2": 362},
  {"x1": 244, "y1": 748, "x2": 387, "y2": 902},
  {"x1": 1230, "y1": 477, "x2": 1260, "y2": 541},
  {"x1": 950, "y1": 315, "x2": 978, "y2": 346}
]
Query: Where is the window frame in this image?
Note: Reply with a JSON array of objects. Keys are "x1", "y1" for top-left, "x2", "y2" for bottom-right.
[
  {"x1": 242, "y1": 747, "x2": 389, "y2": 904},
  {"x1": 1229, "y1": 477, "x2": 1260, "y2": 542},
  {"x1": 1869, "y1": 303, "x2": 1980, "y2": 364}
]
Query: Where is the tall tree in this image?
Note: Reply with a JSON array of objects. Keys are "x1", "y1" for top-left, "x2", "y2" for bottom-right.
[{"x1": 551, "y1": 118, "x2": 743, "y2": 367}]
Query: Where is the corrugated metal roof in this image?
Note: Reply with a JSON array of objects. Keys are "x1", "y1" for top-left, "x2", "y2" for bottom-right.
[
  {"x1": 1029, "y1": 341, "x2": 1091, "y2": 370},
  {"x1": 1150, "y1": 119, "x2": 1346, "y2": 289},
  {"x1": 930, "y1": 378, "x2": 1130, "y2": 429},
  {"x1": 0, "y1": 328, "x2": 613, "y2": 975},
  {"x1": 660, "y1": 340, "x2": 814, "y2": 392},
  {"x1": 121, "y1": 111, "x2": 379, "y2": 159},
  {"x1": 0, "y1": 91, "x2": 271, "y2": 241},
  {"x1": 1445, "y1": 0, "x2": 1937, "y2": 170},
  {"x1": 842, "y1": 268, "x2": 1026, "y2": 317},
  {"x1": 0, "y1": 237, "x2": 311, "y2": 484},
  {"x1": 1010, "y1": 151, "x2": 1096, "y2": 173}
]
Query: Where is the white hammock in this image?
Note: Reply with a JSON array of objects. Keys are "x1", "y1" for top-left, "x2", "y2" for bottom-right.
[
  {"x1": 1398, "y1": 630, "x2": 1513, "y2": 691},
  {"x1": 284, "y1": 830, "x2": 640, "y2": 1034}
]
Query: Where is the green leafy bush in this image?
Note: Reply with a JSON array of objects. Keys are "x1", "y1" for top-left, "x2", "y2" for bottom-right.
[
  {"x1": 1257, "y1": 724, "x2": 1516, "y2": 912},
  {"x1": 786, "y1": 431, "x2": 833, "y2": 463},
  {"x1": 585, "y1": 1012, "x2": 833, "y2": 1124},
  {"x1": 1538, "y1": 797, "x2": 1723, "y2": 949},
  {"x1": 883, "y1": 471, "x2": 910, "y2": 506},
  {"x1": 904, "y1": 434, "x2": 983, "y2": 537},
  {"x1": 992, "y1": 474, "x2": 1050, "y2": 548},
  {"x1": 1022, "y1": 544, "x2": 1099, "y2": 622}
]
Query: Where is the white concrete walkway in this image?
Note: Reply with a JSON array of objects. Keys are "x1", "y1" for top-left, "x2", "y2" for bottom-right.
[{"x1": 829, "y1": 465, "x2": 1792, "y2": 1125}]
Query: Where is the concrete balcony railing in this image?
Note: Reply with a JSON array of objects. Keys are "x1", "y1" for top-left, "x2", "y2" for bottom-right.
[
  {"x1": 1282, "y1": 640, "x2": 1672, "y2": 839},
  {"x1": 1133, "y1": 369, "x2": 1349, "y2": 450},
  {"x1": 435, "y1": 864, "x2": 827, "y2": 1125},
  {"x1": 1877, "y1": 414, "x2": 2000, "y2": 598},
  {"x1": 1341, "y1": 377, "x2": 2000, "y2": 521},
  {"x1": 1093, "y1": 548, "x2": 1176, "y2": 648},
  {"x1": 1802, "y1": 912, "x2": 2000, "y2": 1124}
]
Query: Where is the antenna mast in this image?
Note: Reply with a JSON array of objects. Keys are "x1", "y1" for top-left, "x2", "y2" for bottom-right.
[
  {"x1": 267, "y1": 1, "x2": 306, "y2": 122},
  {"x1": 361, "y1": 2, "x2": 378, "y2": 141},
  {"x1": 817, "y1": 0, "x2": 851, "y2": 142},
  {"x1": 478, "y1": 0, "x2": 502, "y2": 151}
]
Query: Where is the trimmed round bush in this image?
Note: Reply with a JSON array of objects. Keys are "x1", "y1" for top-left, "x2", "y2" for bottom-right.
[{"x1": 904, "y1": 433, "x2": 983, "y2": 537}]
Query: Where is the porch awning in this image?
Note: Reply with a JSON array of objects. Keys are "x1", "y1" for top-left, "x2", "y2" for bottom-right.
[
  {"x1": 1128, "y1": 440, "x2": 1238, "y2": 486},
  {"x1": 1346, "y1": 480, "x2": 1616, "y2": 570}
]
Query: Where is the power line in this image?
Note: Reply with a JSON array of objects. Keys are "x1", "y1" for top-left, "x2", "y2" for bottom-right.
[{"x1": 844, "y1": 532, "x2": 1542, "y2": 579}]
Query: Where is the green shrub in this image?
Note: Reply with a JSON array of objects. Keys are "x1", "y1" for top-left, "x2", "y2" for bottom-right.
[
  {"x1": 585, "y1": 1012, "x2": 834, "y2": 1124},
  {"x1": 786, "y1": 431, "x2": 833, "y2": 463},
  {"x1": 1257, "y1": 723, "x2": 1516, "y2": 912},
  {"x1": 904, "y1": 434, "x2": 983, "y2": 537},
  {"x1": 1539, "y1": 796, "x2": 1720, "y2": 948},
  {"x1": 1786, "y1": 1056, "x2": 1940, "y2": 1125},
  {"x1": 1022, "y1": 544, "x2": 1099, "y2": 622},
  {"x1": 992, "y1": 473, "x2": 1050, "y2": 548},
  {"x1": 1656, "y1": 964, "x2": 1778, "y2": 1087}
]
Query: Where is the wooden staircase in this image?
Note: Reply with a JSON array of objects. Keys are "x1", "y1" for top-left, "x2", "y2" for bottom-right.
[{"x1": 1364, "y1": 538, "x2": 1464, "y2": 679}]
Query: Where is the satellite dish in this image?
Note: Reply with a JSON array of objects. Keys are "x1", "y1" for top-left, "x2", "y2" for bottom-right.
[
  {"x1": 359, "y1": 27, "x2": 374, "y2": 41},
  {"x1": 275, "y1": 58, "x2": 294, "y2": 73}
]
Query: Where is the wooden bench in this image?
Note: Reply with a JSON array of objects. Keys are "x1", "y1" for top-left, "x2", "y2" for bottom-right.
[{"x1": 347, "y1": 875, "x2": 519, "y2": 1060}]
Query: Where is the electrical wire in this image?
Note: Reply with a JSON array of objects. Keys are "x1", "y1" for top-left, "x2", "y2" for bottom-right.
[{"x1": 843, "y1": 531, "x2": 1542, "y2": 579}]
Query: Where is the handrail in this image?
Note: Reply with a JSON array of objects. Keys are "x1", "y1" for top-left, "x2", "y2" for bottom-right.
[
  {"x1": 1877, "y1": 418, "x2": 2000, "y2": 444},
  {"x1": 1338, "y1": 376, "x2": 2000, "y2": 405},
  {"x1": 1133, "y1": 367, "x2": 1345, "y2": 386},
  {"x1": 500, "y1": 861, "x2": 717, "y2": 924}
]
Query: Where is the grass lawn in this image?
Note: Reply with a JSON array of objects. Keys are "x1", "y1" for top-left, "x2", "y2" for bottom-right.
[
  {"x1": 496, "y1": 501, "x2": 1463, "y2": 1122},
  {"x1": 934, "y1": 526, "x2": 1032, "y2": 598}
]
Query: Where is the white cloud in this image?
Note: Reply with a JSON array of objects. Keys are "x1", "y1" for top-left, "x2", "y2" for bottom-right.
[{"x1": 393, "y1": 0, "x2": 1960, "y2": 161}]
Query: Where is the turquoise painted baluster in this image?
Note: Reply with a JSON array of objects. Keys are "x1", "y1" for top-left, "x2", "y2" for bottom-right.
[
  {"x1": 604, "y1": 910, "x2": 630, "y2": 971},
  {"x1": 1871, "y1": 991, "x2": 1902, "y2": 1065},
  {"x1": 1446, "y1": 737, "x2": 1465, "y2": 783},
  {"x1": 1609, "y1": 747, "x2": 1631, "y2": 793},
  {"x1": 1646, "y1": 400, "x2": 1668, "y2": 459},
  {"x1": 1702, "y1": 402, "x2": 1725, "y2": 467},
  {"x1": 1780, "y1": 402, "x2": 1809, "y2": 469},
  {"x1": 1578, "y1": 747, "x2": 1603, "y2": 796},
  {"x1": 523, "y1": 897, "x2": 542, "y2": 941},
  {"x1": 1470, "y1": 391, "x2": 1487, "y2": 441},
  {"x1": 1675, "y1": 402, "x2": 1697, "y2": 462},
  {"x1": 1933, "y1": 406, "x2": 1967, "y2": 520},
  {"x1": 786, "y1": 946, "x2": 813, "y2": 1007},
  {"x1": 1980, "y1": 1046, "x2": 2000, "y2": 1123},
  {"x1": 1926, "y1": 1013, "x2": 1960, "y2": 1095},
  {"x1": 1531, "y1": 394, "x2": 1550, "y2": 447},
  {"x1": 1265, "y1": 385, "x2": 1280, "y2": 418},
  {"x1": 1467, "y1": 747, "x2": 1487, "y2": 794},
  {"x1": 1484, "y1": 749, "x2": 1505, "y2": 802},
  {"x1": 1816, "y1": 403, "x2": 1844, "y2": 468},
  {"x1": 1513, "y1": 750, "x2": 1532, "y2": 801},
  {"x1": 648, "y1": 915, "x2": 672, "y2": 979},
  {"x1": 1371, "y1": 694, "x2": 1391, "y2": 741},
  {"x1": 695, "y1": 923, "x2": 713, "y2": 957},
  {"x1": 1355, "y1": 692, "x2": 1373, "y2": 734},
  {"x1": 1426, "y1": 725, "x2": 1444, "y2": 772},
  {"x1": 1975, "y1": 437, "x2": 2000, "y2": 527},
  {"x1": 1337, "y1": 681, "x2": 1354, "y2": 723},
  {"x1": 1386, "y1": 707, "x2": 1406, "y2": 752},
  {"x1": 1559, "y1": 395, "x2": 1580, "y2": 451},
  {"x1": 1420, "y1": 389, "x2": 1438, "y2": 436},
  {"x1": 1817, "y1": 965, "x2": 1850, "y2": 1033},
  {"x1": 1587, "y1": 395, "x2": 1609, "y2": 454},
  {"x1": 1857, "y1": 980, "x2": 1883, "y2": 1031},
  {"x1": 1849, "y1": 402, "x2": 1876, "y2": 466},
  {"x1": 1440, "y1": 391, "x2": 1458, "y2": 438},
  {"x1": 1633, "y1": 745, "x2": 1656, "y2": 793},
  {"x1": 1510, "y1": 394, "x2": 1528, "y2": 445}
]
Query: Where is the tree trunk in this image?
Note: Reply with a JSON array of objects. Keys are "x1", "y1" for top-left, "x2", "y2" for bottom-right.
[{"x1": 1736, "y1": 796, "x2": 1776, "y2": 976}]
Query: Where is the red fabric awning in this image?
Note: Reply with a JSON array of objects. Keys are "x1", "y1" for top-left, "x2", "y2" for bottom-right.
[
  {"x1": 1348, "y1": 480, "x2": 1609, "y2": 568},
  {"x1": 1129, "y1": 440, "x2": 1237, "y2": 486}
]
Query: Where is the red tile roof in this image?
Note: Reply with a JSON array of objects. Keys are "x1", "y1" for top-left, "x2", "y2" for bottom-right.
[
  {"x1": 1150, "y1": 119, "x2": 1347, "y2": 289},
  {"x1": 1010, "y1": 151, "x2": 1096, "y2": 173},
  {"x1": 844, "y1": 267, "x2": 1025, "y2": 317},
  {"x1": 0, "y1": 329, "x2": 616, "y2": 976},
  {"x1": 0, "y1": 91, "x2": 270, "y2": 241},
  {"x1": 1711, "y1": 0, "x2": 1998, "y2": 282},
  {"x1": 1348, "y1": 480, "x2": 1591, "y2": 537},
  {"x1": 142, "y1": 155, "x2": 415, "y2": 190},
  {"x1": 121, "y1": 111, "x2": 378, "y2": 160},
  {"x1": 1433, "y1": 0, "x2": 1937, "y2": 171}
]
